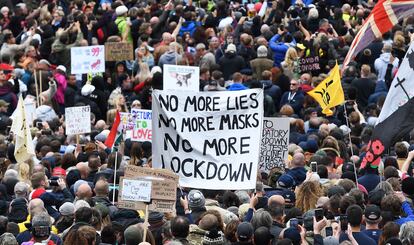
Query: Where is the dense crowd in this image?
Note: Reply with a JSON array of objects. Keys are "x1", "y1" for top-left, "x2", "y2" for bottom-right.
[{"x1": 0, "y1": 0, "x2": 413, "y2": 244}]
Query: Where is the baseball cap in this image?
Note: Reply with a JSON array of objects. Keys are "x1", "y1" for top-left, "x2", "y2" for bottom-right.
[
  {"x1": 365, "y1": 204, "x2": 381, "y2": 221},
  {"x1": 237, "y1": 222, "x2": 253, "y2": 241},
  {"x1": 225, "y1": 44, "x2": 237, "y2": 53}
]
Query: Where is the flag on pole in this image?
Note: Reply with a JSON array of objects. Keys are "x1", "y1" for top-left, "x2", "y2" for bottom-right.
[
  {"x1": 361, "y1": 41, "x2": 414, "y2": 169},
  {"x1": 307, "y1": 63, "x2": 344, "y2": 116},
  {"x1": 11, "y1": 95, "x2": 35, "y2": 163},
  {"x1": 105, "y1": 111, "x2": 123, "y2": 150},
  {"x1": 343, "y1": 0, "x2": 414, "y2": 69}
]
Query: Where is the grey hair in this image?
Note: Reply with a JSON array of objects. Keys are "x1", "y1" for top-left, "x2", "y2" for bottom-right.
[
  {"x1": 32, "y1": 212, "x2": 51, "y2": 227},
  {"x1": 400, "y1": 221, "x2": 414, "y2": 245},
  {"x1": 251, "y1": 209, "x2": 272, "y2": 230},
  {"x1": 374, "y1": 181, "x2": 394, "y2": 195}
]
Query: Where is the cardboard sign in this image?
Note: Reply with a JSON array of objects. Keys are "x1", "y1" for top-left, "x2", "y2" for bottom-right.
[
  {"x1": 152, "y1": 89, "x2": 264, "y2": 190},
  {"x1": 259, "y1": 118, "x2": 290, "y2": 173},
  {"x1": 71, "y1": 45, "x2": 105, "y2": 74},
  {"x1": 130, "y1": 109, "x2": 152, "y2": 142},
  {"x1": 121, "y1": 179, "x2": 152, "y2": 202},
  {"x1": 163, "y1": 65, "x2": 200, "y2": 91},
  {"x1": 105, "y1": 42, "x2": 134, "y2": 61},
  {"x1": 299, "y1": 56, "x2": 321, "y2": 73},
  {"x1": 65, "y1": 106, "x2": 91, "y2": 135},
  {"x1": 119, "y1": 166, "x2": 179, "y2": 212}
]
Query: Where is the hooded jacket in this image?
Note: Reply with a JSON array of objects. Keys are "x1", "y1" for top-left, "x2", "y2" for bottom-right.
[
  {"x1": 158, "y1": 51, "x2": 182, "y2": 68},
  {"x1": 374, "y1": 52, "x2": 399, "y2": 81},
  {"x1": 218, "y1": 52, "x2": 246, "y2": 81}
]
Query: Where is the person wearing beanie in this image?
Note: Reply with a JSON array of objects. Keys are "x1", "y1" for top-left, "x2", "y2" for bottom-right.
[
  {"x1": 250, "y1": 45, "x2": 274, "y2": 80},
  {"x1": 115, "y1": 5, "x2": 132, "y2": 43},
  {"x1": 187, "y1": 190, "x2": 207, "y2": 222},
  {"x1": 218, "y1": 44, "x2": 245, "y2": 81}
]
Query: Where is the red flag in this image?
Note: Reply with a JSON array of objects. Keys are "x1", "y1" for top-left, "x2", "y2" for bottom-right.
[
  {"x1": 343, "y1": 0, "x2": 414, "y2": 70},
  {"x1": 105, "y1": 111, "x2": 121, "y2": 149}
]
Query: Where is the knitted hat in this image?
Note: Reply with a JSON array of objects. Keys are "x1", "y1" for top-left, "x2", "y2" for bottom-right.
[
  {"x1": 59, "y1": 202, "x2": 75, "y2": 216},
  {"x1": 277, "y1": 174, "x2": 295, "y2": 188},
  {"x1": 148, "y1": 211, "x2": 164, "y2": 224},
  {"x1": 74, "y1": 200, "x2": 90, "y2": 211},
  {"x1": 203, "y1": 230, "x2": 225, "y2": 245},
  {"x1": 188, "y1": 190, "x2": 205, "y2": 210}
]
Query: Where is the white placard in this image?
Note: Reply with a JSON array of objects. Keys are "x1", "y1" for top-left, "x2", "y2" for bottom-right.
[
  {"x1": 65, "y1": 106, "x2": 91, "y2": 135},
  {"x1": 130, "y1": 109, "x2": 152, "y2": 142},
  {"x1": 71, "y1": 45, "x2": 105, "y2": 74},
  {"x1": 163, "y1": 65, "x2": 200, "y2": 91},
  {"x1": 121, "y1": 179, "x2": 152, "y2": 202},
  {"x1": 259, "y1": 118, "x2": 290, "y2": 173},
  {"x1": 152, "y1": 89, "x2": 263, "y2": 190}
]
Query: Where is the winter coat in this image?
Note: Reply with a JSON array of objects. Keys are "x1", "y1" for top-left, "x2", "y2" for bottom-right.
[
  {"x1": 179, "y1": 21, "x2": 200, "y2": 37},
  {"x1": 218, "y1": 52, "x2": 246, "y2": 81},
  {"x1": 53, "y1": 73, "x2": 67, "y2": 105},
  {"x1": 250, "y1": 57, "x2": 274, "y2": 80},
  {"x1": 0, "y1": 84, "x2": 17, "y2": 115}
]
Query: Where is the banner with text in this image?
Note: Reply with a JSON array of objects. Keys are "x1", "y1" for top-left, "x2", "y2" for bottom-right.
[
  {"x1": 152, "y1": 89, "x2": 263, "y2": 190},
  {"x1": 71, "y1": 45, "x2": 105, "y2": 74},
  {"x1": 259, "y1": 118, "x2": 290, "y2": 173},
  {"x1": 65, "y1": 106, "x2": 91, "y2": 135}
]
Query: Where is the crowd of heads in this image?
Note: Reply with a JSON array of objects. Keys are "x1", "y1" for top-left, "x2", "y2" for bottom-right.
[{"x1": 0, "y1": 0, "x2": 413, "y2": 244}]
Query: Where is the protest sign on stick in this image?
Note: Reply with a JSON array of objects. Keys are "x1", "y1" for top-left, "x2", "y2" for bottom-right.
[
  {"x1": 163, "y1": 65, "x2": 199, "y2": 91},
  {"x1": 71, "y1": 45, "x2": 105, "y2": 74},
  {"x1": 118, "y1": 166, "x2": 178, "y2": 212},
  {"x1": 105, "y1": 42, "x2": 134, "y2": 61},
  {"x1": 259, "y1": 118, "x2": 290, "y2": 173},
  {"x1": 65, "y1": 106, "x2": 91, "y2": 135},
  {"x1": 152, "y1": 89, "x2": 263, "y2": 190},
  {"x1": 130, "y1": 109, "x2": 152, "y2": 142}
]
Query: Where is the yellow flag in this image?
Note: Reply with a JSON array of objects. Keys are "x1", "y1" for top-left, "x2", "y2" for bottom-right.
[
  {"x1": 307, "y1": 63, "x2": 344, "y2": 116},
  {"x1": 10, "y1": 95, "x2": 35, "y2": 163}
]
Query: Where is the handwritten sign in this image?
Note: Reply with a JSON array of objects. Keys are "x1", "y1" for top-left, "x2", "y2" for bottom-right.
[
  {"x1": 105, "y1": 42, "x2": 134, "y2": 61},
  {"x1": 299, "y1": 56, "x2": 320, "y2": 73},
  {"x1": 130, "y1": 109, "x2": 152, "y2": 142},
  {"x1": 71, "y1": 45, "x2": 105, "y2": 74},
  {"x1": 259, "y1": 118, "x2": 290, "y2": 173},
  {"x1": 119, "y1": 166, "x2": 179, "y2": 212},
  {"x1": 121, "y1": 179, "x2": 152, "y2": 202},
  {"x1": 65, "y1": 106, "x2": 91, "y2": 135}
]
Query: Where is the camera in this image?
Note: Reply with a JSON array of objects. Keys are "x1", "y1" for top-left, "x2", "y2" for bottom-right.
[{"x1": 49, "y1": 179, "x2": 59, "y2": 187}]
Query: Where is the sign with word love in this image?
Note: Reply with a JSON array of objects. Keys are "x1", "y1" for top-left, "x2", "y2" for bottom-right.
[
  {"x1": 71, "y1": 45, "x2": 105, "y2": 74},
  {"x1": 65, "y1": 106, "x2": 91, "y2": 135},
  {"x1": 118, "y1": 166, "x2": 179, "y2": 212},
  {"x1": 130, "y1": 109, "x2": 152, "y2": 142},
  {"x1": 152, "y1": 89, "x2": 264, "y2": 190},
  {"x1": 259, "y1": 118, "x2": 290, "y2": 173}
]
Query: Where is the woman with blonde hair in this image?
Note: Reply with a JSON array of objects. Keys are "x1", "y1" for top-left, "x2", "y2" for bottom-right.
[
  {"x1": 295, "y1": 180, "x2": 323, "y2": 212},
  {"x1": 114, "y1": 94, "x2": 128, "y2": 112},
  {"x1": 281, "y1": 47, "x2": 300, "y2": 79}
]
